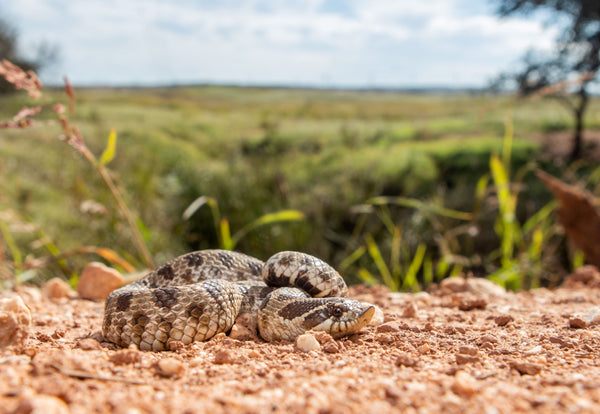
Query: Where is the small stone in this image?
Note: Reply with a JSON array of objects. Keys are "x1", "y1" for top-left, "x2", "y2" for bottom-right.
[
  {"x1": 456, "y1": 353, "x2": 480, "y2": 365},
  {"x1": 376, "y1": 322, "x2": 399, "y2": 333},
  {"x1": 458, "y1": 297, "x2": 487, "y2": 311},
  {"x1": 312, "y1": 331, "x2": 334, "y2": 344},
  {"x1": 494, "y1": 314, "x2": 514, "y2": 326},
  {"x1": 523, "y1": 345, "x2": 543, "y2": 356},
  {"x1": 395, "y1": 352, "x2": 417, "y2": 367},
  {"x1": 295, "y1": 333, "x2": 321, "y2": 352},
  {"x1": 76, "y1": 262, "x2": 123, "y2": 301},
  {"x1": 458, "y1": 346, "x2": 478, "y2": 356},
  {"x1": 43, "y1": 278, "x2": 73, "y2": 300},
  {"x1": 451, "y1": 371, "x2": 478, "y2": 396},
  {"x1": 76, "y1": 337, "x2": 102, "y2": 350},
  {"x1": 480, "y1": 334, "x2": 498, "y2": 344},
  {"x1": 0, "y1": 295, "x2": 32, "y2": 348},
  {"x1": 322, "y1": 341, "x2": 341, "y2": 353},
  {"x1": 510, "y1": 361, "x2": 542, "y2": 375},
  {"x1": 213, "y1": 349, "x2": 237, "y2": 364},
  {"x1": 402, "y1": 302, "x2": 418, "y2": 318},
  {"x1": 368, "y1": 304, "x2": 385, "y2": 326},
  {"x1": 583, "y1": 308, "x2": 600, "y2": 326},
  {"x1": 569, "y1": 317, "x2": 588, "y2": 329},
  {"x1": 417, "y1": 343, "x2": 430, "y2": 354},
  {"x1": 109, "y1": 348, "x2": 143, "y2": 365},
  {"x1": 14, "y1": 395, "x2": 69, "y2": 414},
  {"x1": 375, "y1": 333, "x2": 394, "y2": 344},
  {"x1": 156, "y1": 357, "x2": 185, "y2": 377}
]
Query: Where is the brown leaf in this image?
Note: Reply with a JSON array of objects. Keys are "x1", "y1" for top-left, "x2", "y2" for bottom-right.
[{"x1": 537, "y1": 170, "x2": 600, "y2": 267}]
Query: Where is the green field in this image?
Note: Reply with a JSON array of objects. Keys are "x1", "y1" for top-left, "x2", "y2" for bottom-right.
[{"x1": 1, "y1": 86, "x2": 599, "y2": 289}]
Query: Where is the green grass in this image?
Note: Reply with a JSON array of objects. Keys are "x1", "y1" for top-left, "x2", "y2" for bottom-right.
[{"x1": 0, "y1": 86, "x2": 598, "y2": 286}]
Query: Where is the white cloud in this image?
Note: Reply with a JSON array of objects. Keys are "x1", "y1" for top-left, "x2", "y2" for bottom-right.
[{"x1": 3, "y1": 0, "x2": 557, "y2": 87}]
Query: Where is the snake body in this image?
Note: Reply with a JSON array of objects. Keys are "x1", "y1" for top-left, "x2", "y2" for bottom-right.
[{"x1": 103, "y1": 250, "x2": 375, "y2": 351}]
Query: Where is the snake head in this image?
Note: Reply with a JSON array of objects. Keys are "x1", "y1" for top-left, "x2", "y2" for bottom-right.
[{"x1": 306, "y1": 298, "x2": 375, "y2": 339}]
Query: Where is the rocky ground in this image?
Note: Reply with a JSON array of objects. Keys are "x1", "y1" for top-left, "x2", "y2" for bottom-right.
[{"x1": 2, "y1": 267, "x2": 600, "y2": 414}]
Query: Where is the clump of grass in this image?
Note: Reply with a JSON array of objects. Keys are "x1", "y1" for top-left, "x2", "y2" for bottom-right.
[{"x1": 0, "y1": 61, "x2": 152, "y2": 285}]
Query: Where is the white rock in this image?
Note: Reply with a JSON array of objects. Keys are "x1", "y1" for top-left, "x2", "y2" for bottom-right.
[
  {"x1": 367, "y1": 304, "x2": 385, "y2": 326},
  {"x1": 15, "y1": 395, "x2": 69, "y2": 414},
  {"x1": 0, "y1": 295, "x2": 32, "y2": 348},
  {"x1": 583, "y1": 308, "x2": 600, "y2": 325},
  {"x1": 295, "y1": 333, "x2": 321, "y2": 352}
]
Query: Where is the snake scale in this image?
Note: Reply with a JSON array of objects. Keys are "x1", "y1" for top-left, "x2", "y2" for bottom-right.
[{"x1": 103, "y1": 250, "x2": 375, "y2": 351}]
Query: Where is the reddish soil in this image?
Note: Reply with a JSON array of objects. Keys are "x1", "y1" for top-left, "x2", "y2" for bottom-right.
[{"x1": 2, "y1": 270, "x2": 600, "y2": 414}]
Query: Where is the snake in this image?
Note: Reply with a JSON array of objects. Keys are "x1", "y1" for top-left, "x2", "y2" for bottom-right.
[{"x1": 102, "y1": 250, "x2": 375, "y2": 351}]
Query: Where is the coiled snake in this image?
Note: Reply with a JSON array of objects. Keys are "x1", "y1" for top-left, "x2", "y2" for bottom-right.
[{"x1": 103, "y1": 250, "x2": 375, "y2": 351}]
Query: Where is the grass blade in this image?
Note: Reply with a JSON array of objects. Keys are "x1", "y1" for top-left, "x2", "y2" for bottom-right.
[
  {"x1": 230, "y1": 210, "x2": 304, "y2": 248},
  {"x1": 339, "y1": 245, "x2": 366, "y2": 272},
  {"x1": 220, "y1": 218, "x2": 233, "y2": 250},
  {"x1": 98, "y1": 128, "x2": 117, "y2": 166},
  {"x1": 365, "y1": 235, "x2": 396, "y2": 290},
  {"x1": 357, "y1": 267, "x2": 378, "y2": 286},
  {"x1": 401, "y1": 243, "x2": 426, "y2": 291},
  {"x1": 0, "y1": 221, "x2": 22, "y2": 276},
  {"x1": 367, "y1": 196, "x2": 472, "y2": 221}
]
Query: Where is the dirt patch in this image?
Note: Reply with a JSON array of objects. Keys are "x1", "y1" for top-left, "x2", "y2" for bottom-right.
[{"x1": 2, "y1": 275, "x2": 600, "y2": 413}]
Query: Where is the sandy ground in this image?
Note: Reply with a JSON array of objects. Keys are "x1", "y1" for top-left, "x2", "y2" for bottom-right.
[{"x1": 1, "y1": 269, "x2": 600, "y2": 414}]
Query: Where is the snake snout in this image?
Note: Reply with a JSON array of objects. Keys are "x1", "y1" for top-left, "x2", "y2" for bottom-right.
[{"x1": 310, "y1": 299, "x2": 375, "y2": 339}]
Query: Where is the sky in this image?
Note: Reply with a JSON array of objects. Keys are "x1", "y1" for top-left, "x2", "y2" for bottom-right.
[{"x1": 2, "y1": 0, "x2": 556, "y2": 88}]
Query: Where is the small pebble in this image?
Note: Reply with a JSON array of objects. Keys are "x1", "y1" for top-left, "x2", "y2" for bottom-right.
[
  {"x1": 375, "y1": 333, "x2": 394, "y2": 344},
  {"x1": 494, "y1": 314, "x2": 514, "y2": 326},
  {"x1": 458, "y1": 297, "x2": 487, "y2": 311},
  {"x1": 368, "y1": 304, "x2": 385, "y2": 326},
  {"x1": 14, "y1": 395, "x2": 69, "y2": 414},
  {"x1": 402, "y1": 302, "x2": 418, "y2": 318},
  {"x1": 213, "y1": 349, "x2": 237, "y2": 364},
  {"x1": 109, "y1": 348, "x2": 143, "y2": 365},
  {"x1": 76, "y1": 337, "x2": 102, "y2": 350},
  {"x1": 376, "y1": 322, "x2": 400, "y2": 333},
  {"x1": 455, "y1": 354, "x2": 480, "y2": 365},
  {"x1": 395, "y1": 353, "x2": 417, "y2": 367},
  {"x1": 458, "y1": 345, "x2": 478, "y2": 356},
  {"x1": 76, "y1": 262, "x2": 124, "y2": 301},
  {"x1": 569, "y1": 317, "x2": 588, "y2": 329},
  {"x1": 156, "y1": 357, "x2": 185, "y2": 377},
  {"x1": 43, "y1": 278, "x2": 73, "y2": 300},
  {"x1": 451, "y1": 371, "x2": 478, "y2": 396},
  {"x1": 510, "y1": 361, "x2": 542, "y2": 375},
  {"x1": 0, "y1": 295, "x2": 32, "y2": 348},
  {"x1": 417, "y1": 343, "x2": 430, "y2": 354},
  {"x1": 322, "y1": 341, "x2": 341, "y2": 353},
  {"x1": 295, "y1": 333, "x2": 321, "y2": 352}
]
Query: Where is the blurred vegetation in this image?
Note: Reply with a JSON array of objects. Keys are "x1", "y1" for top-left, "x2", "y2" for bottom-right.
[{"x1": 1, "y1": 83, "x2": 600, "y2": 289}]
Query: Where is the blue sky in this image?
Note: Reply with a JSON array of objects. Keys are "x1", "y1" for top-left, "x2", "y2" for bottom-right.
[{"x1": 3, "y1": 0, "x2": 555, "y2": 88}]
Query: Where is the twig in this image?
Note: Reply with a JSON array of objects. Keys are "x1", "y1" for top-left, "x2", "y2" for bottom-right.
[{"x1": 50, "y1": 363, "x2": 146, "y2": 385}]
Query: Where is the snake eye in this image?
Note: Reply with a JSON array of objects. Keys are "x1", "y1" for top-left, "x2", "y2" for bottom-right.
[{"x1": 331, "y1": 305, "x2": 344, "y2": 317}]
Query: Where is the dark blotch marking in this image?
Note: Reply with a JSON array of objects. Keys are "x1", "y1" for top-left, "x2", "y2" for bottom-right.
[
  {"x1": 153, "y1": 287, "x2": 178, "y2": 308},
  {"x1": 301, "y1": 306, "x2": 331, "y2": 330},
  {"x1": 278, "y1": 299, "x2": 326, "y2": 322},
  {"x1": 217, "y1": 251, "x2": 234, "y2": 268},
  {"x1": 186, "y1": 253, "x2": 204, "y2": 267},
  {"x1": 185, "y1": 303, "x2": 204, "y2": 319},
  {"x1": 278, "y1": 255, "x2": 291, "y2": 267},
  {"x1": 116, "y1": 292, "x2": 133, "y2": 312},
  {"x1": 157, "y1": 264, "x2": 175, "y2": 280},
  {"x1": 248, "y1": 261, "x2": 262, "y2": 276},
  {"x1": 296, "y1": 279, "x2": 321, "y2": 296},
  {"x1": 133, "y1": 312, "x2": 150, "y2": 328}
]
